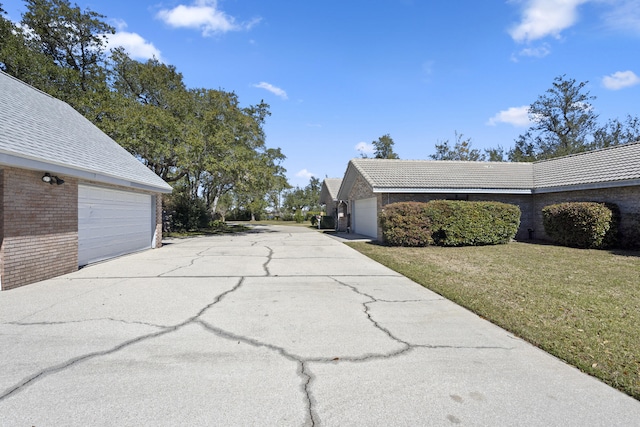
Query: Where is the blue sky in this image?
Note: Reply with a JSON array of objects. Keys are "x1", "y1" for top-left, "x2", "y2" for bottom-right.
[{"x1": 3, "y1": 0, "x2": 640, "y2": 187}]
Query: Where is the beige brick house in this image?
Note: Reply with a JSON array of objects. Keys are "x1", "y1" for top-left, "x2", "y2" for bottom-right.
[
  {"x1": 335, "y1": 142, "x2": 640, "y2": 246},
  {"x1": 319, "y1": 178, "x2": 346, "y2": 230},
  {"x1": 0, "y1": 71, "x2": 173, "y2": 290}
]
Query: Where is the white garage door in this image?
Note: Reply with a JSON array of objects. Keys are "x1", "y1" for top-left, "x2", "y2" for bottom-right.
[
  {"x1": 78, "y1": 185, "x2": 154, "y2": 266},
  {"x1": 353, "y1": 197, "x2": 378, "y2": 238}
]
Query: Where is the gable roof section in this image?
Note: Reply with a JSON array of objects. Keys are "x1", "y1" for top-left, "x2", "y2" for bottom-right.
[
  {"x1": 533, "y1": 141, "x2": 640, "y2": 192},
  {"x1": 0, "y1": 71, "x2": 172, "y2": 193},
  {"x1": 337, "y1": 158, "x2": 534, "y2": 200},
  {"x1": 320, "y1": 178, "x2": 342, "y2": 204}
]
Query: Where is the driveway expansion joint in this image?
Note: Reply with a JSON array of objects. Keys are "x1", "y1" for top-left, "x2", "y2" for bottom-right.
[{"x1": 7, "y1": 318, "x2": 169, "y2": 329}]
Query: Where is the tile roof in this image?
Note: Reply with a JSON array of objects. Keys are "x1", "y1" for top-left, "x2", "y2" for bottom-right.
[
  {"x1": 322, "y1": 178, "x2": 342, "y2": 200},
  {"x1": 337, "y1": 142, "x2": 640, "y2": 199},
  {"x1": 533, "y1": 141, "x2": 640, "y2": 190},
  {"x1": 348, "y1": 158, "x2": 534, "y2": 192},
  {"x1": 0, "y1": 71, "x2": 172, "y2": 193}
]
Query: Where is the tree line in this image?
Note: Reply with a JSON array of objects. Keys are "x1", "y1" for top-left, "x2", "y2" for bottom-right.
[
  {"x1": 0, "y1": 0, "x2": 289, "y2": 228},
  {"x1": 370, "y1": 76, "x2": 640, "y2": 162}
]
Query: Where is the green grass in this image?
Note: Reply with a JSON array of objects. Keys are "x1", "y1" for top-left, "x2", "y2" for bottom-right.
[
  {"x1": 163, "y1": 220, "x2": 315, "y2": 238},
  {"x1": 232, "y1": 220, "x2": 312, "y2": 227},
  {"x1": 347, "y1": 241, "x2": 640, "y2": 400}
]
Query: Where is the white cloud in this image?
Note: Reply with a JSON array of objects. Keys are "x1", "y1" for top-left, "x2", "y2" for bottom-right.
[
  {"x1": 602, "y1": 70, "x2": 640, "y2": 90},
  {"x1": 106, "y1": 32, "x2": 162, "y2": 61},
  {"x1": 510, "y1": 43, "x2": 551, "y2": 62},
  {"x1": 509, "y1": 0, "x2": 589, "y2": 43},
  {"x1": 253, "y1": 82, "x2": 288, "y2": 99},
  {"x1": 487, "y1": 106, "x2": 531, "y2": 127},
  {"x1": 296, "y1": 169, "x2": 315, "y2": 180},
  {"x1": 355, "y1": 142, "x2": 375, "y2": 155},
  {"x1": 602, "y1": 0, "x2": 640, "y2": 35},
  {"x1": 156, "y1": 0, "x2": 259, "y2": 36},
  {"x1": 520, "y1": 44, "x2": 551, "y2": 58}
]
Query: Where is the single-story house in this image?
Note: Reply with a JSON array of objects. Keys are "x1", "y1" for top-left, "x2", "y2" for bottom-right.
[
  {"x1": 336, "y1": 142, "x2": 640, "y2": 245},
  {"x1": 0, "y1": 71, "x2": 173, "y2": 290},
  {"x1": 319, "y1": 178, "x2": 347, "y2": 230}
]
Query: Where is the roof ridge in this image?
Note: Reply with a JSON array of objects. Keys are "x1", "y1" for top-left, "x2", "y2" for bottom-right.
[
  {"x1": 534, "y1": 141, "x2": 640, "y2": 164},
  {"x1": 351, "y1": 157, "x2": 531, "y2": 165}
]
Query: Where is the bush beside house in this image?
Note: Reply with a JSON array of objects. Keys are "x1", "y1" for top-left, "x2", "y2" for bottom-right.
[
  {"x1": 380, "y1": 201, "x2": 521, "y2": 247},
  {"x1": 380, "y1": 202, "x2": 434, "y2": 246},
  {"x1": 542, "y1": 202, "x2": 619, "y2": 249}
]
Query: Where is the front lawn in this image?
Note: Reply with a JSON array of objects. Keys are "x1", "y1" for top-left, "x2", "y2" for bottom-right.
[{"x1": 347, "y1": 241, "x2": 640, "y2": 400}]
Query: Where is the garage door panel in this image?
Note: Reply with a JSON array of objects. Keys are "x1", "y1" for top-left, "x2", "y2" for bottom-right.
[
  {"x1": 78, "y1": 185, "x2": 153, "y2": 266},
  {"x1": 354, "y1": 197, "x2": 378, "y2": 238}
]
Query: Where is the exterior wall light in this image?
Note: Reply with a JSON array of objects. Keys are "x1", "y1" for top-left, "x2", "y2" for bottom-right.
[{"x1": 42, "y1": 173, "x2": 64, "y2": 185}]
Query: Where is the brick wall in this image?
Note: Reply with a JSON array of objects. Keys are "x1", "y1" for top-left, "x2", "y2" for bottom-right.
[
  {"x1": 0, "y1": 167, "x2": 78, "y2": 290},
  {"x1": 533, "y1": 186, "x2": 640, "y2": 247}
]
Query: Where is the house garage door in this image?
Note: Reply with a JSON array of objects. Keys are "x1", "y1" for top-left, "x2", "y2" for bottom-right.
[
  {"x1": 353, "y1": 197, "x2": 378, "y2": 238},
  {"x1": 78, "y1": 185, "x2": 154, "y2": 266}
]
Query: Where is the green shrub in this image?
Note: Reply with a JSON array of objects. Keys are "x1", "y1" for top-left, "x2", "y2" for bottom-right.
[
  {"x1": 380, "y1": 202, "x2": 434, "y2": 246},
  {"x1": 542, "y1": 202, "x2": 619, "y2": 249},
  {"x1": 380, "y1": 200, "x2": 520, "y2": 247},
  {"x1": 208, "y1": 220, "x2": 228, "y2": 230},
  {"x1": 426, "y1": 200, "x2": 521, "y2": 246},
  {"x1": 165, "y1": 189, "x2": 211, "y2": 232}
]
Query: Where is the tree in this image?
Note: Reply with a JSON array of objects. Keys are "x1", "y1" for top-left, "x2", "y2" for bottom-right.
[
  {"x1": 508, "y1": 75, "x2": 598, "y2": 162},
  {"x1": 102, "y1": 49, "x2": 189, "y2": 183},
  {"x1": 372, "y1": 134, "x2": 399, "y2": 159},
  {"x1": 430, "y1": 132, "x2": 485, "y2": 161},
  {"x1": 282, "y1": 176, "x2": 322, "y2": 216},
  {"x1": 593, "y1": 115, "x2": 640, "y2": 149},
  {"x1": 485, "y1": 146, "x2": 505, "y2": 162},
  {"x1": 0, "y1": 3, "x2": 61, "y2": 95},
  {"x1": 20, "y1": 0, "x2": 114, "y2": 112},
  {"x1": 1, "y1": 0, "x2": 290, "y2": 228}
]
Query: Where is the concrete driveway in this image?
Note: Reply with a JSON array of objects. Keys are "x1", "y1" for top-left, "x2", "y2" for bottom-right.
[{"x1": 1, "y1": 225, "x2": 638, "y2": 426}]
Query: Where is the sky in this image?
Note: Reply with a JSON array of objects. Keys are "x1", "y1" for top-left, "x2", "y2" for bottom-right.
[{"x1": 3, "y1": 0, "x2": 640, "y2": 187}]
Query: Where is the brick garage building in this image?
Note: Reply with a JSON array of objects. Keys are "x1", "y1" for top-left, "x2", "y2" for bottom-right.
[
  {"x1": 336, "y1": 143, "x2": 640, "y2": 246},
  {"x1": 0, "y1": 71, "x2": 172, "y2": 290}
]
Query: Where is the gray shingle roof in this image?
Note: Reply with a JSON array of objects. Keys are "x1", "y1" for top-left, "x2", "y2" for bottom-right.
[
  {"x1": 533, "y1": 141, "x2": 640, "y2": 190},
  {"x1": 0, "y1": 71, "x2": 172, "y2": 193}
]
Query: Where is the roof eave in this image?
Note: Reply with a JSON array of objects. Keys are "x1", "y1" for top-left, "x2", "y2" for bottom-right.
[
  {"x1": 0, "y1": 152, "x2": 173, "y2": 193},
  {"x1": 533, "y1": 178, "x2": 640, "y2": 194},
  {"x1": 372, "y1": 187, "x2": 533, "y2": 195}
]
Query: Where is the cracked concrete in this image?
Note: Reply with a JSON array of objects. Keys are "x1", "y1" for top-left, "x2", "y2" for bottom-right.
[{"x1": 0, "y1": 225, "x2": 639, "y2": 426}]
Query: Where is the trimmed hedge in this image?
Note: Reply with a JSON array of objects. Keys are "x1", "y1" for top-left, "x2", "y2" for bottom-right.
[
  {"x1": 542, "y1": 202, "x2": 619, "y2": 249},
  {"x1": 380, "y1": 200, "x2": 521, "y2": 247},
  {"x1": 379, "y1": 202, "x2": 434, "y2": 246}
]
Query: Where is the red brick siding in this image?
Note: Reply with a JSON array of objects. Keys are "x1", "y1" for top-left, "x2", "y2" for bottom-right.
[{"x1": 0, "y1": 167, "x2": 78, "y2": 290}]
